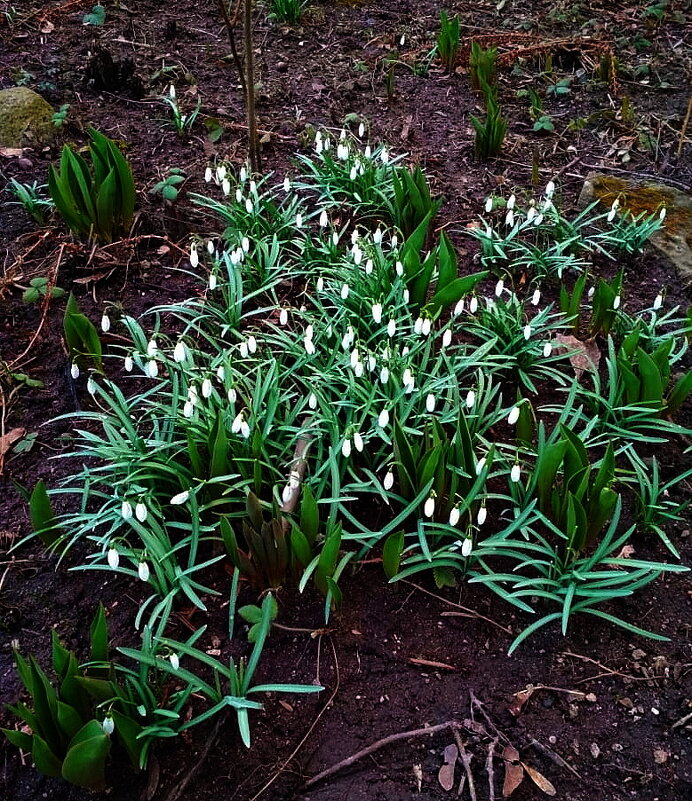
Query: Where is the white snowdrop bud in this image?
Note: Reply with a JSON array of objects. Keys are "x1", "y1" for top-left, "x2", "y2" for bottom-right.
[
  {"x1": 414, "y1": 317, "x2": 423, "y2": 335},
  {"x1": 124, "y1": 355, "x2": 133, "y2": 372},
  {"x1": 613, "y1": 295, "x2": 621, "y2": 310},
  {"x1": 350, "y1": 347, "x2": 360, "y2": 369},
  {"x1": 523, "y1": 324, "x2": 532, "y2": 340},
  {"x1": 371, "y1": 303, "x2": 383, "y2": 324},
  {"x1": 107, "y1": 548, "x2": 119, "y2": 568},
  {"x1": 353, "y1": 431, "x2": 364, "y2": 452},
  {"x1": 308, "y1": 392, "x2": 318, "y2": 410},
  {"x1": 235, "y1": 189, "x2": 243, "y2": 204},
  {"x1": 87, "y1": 376, "x2": 97, "y2": 395},
  {"x1": 216, "y1": 165, "x2": 227, "y2": 182},
  {"x1": 461, "y1": 538, "x2": 473, "y2": 557},
  {"x1": 377, "y1": 408, "x2": 390, "y2": 428},
  {"x1": 190, "y1": 244, "x2": 199, "y2": 268},
  {"x1": 374, "y1": 227, "x2": 383, "y2": 244},
  {"x1": 342, "y1": 438, "x2": 352, "y2": 458},
  {"x1": 295, "y1": 212, "x2": 303, "y2": 228},
  {"x1": 304, "y1": 337, "x2": 316, "y2": 355},
  {"x1": 477, "y1": 506, "x2": 487, "y2": 526},
  {"x1": 101, "y1": 313, "x2": 111, "y2": 333},
  {"x1": 543, "y1": 341, "x2": 552, "y2": 358},
  {"x1": 173, "y1": 341, "x2": 186, "y2": 363},
  {"x1": 425, "y1": 393, "x2": 437, "y2": 413},
  {"x1": 183, "y1": 400, "x2": 194, "y2": 418},
  {"x1": 365, "y1": 258, "x2": 373, "y2": 275},
  {"x1": 545, "y1": 180, "x2": 555, "y2": 198},
  {"x1": 207, "y1": 240, "x2": 215, "y2": 256},
  {"x1": 442, "y1": 329, "x2": 452, "y2": 348},
  {"x1": 221, "y1": 178, "x2": 231, "y2": 196},
  {"x1": 466, "y1": 390, "x2": 475, "y2": 409},
  {"x1": 71, "y1": 362, "x2": 80, "y2": 380},
  {"x1": 305, "y1": 324, "x2": 314, "y2": 342},
  {"x1": 380, "y1": 366, "x2": 390, "y2": 385},
  {"x1": 240, "y1": 166, "x2": 248, "y2": 183},
  {"x1": 248, "y1": 335, "x2": 258, "y2": 354},
  {"x1": 507, "y1": 406, "x2": 520, "y2": 425},
  {"x1": 340, "y1": 283, "x2": 350, "y2": 300},
  {"x1": 147, "y1": 339, "x2": 158, "y2": 357},
  {"x1": 534, "y1": 214, "x2": 544, "y2": 226},
  {"x1": 102, "y1": 716, "x2": 115, "y2": 735},
  {"x1": 315, "y1": 138, "x2": 324, "y2": 154},
  {"x1": 169, "y1": 84, "x2": 176, "y2": 99},
  {"x1": 475, "y1": 457, "x2": 486, "y2": 476},
  {"x1": 453, "y1": 298, "x2": 464, "y2": 316},
  {"x1": 121, "y1": 500, "x2": 133, "y2": 520},
  {"x1": 239, "y1": 341, "x2": 249, "y2": 359},
  {"x1": 607, "y1": 207, "x2": 617, "y2": 223},
  {"x1": 169, "y1": 653, "x2": 180, "y2": 670},
  {"x1": 587, "y1": 286, "x2": 595, "y2": 300},
  {"x1": 204, "y1": 166, "x2": 213, "y2": 183},
  {"x1": 146, "y1": 360, "x2": 159, "y2": 378},
  {"x1": 283, "y1": 176, "x2": 291, "y2": 193},
  {"x1": 653, "y1": 293, "x2": 663, "y2": 311},
  {"x1": 402, "y1": 289, "x2": 409, "y2": 303},
  {"x1": 391, "y1": 234, "x2": 398, "y2": 248},
  {"x1": 231, "y1": 412, "x2": 244, "y2": 434},
  {"x1": 422, "y1": 317, "x2": 432, "y2": 336},
  {"x1": 171, "y1": 490, "x2": 190, "y2": 506},
  {"x1": 319, "y1": 209, "x2": 328, "y2": 228},
  {"x1": 135, "y1": 502, "x2": 148, "y2": 522},
  {"x1": 354, "y1": 361, "x2": 364, "y2": 378},
  {"x1": 350, "y1": 166, "x2": 358, "y2": 180},
  {"x1": 208, "y1": 273, "x2": 218, "y2": 292},
  {"x1": 380, "y1": 147, "x2": 389, "y2": 164},
  {"x1": 395, "y1": 260, "x2": 404, "y2": 276},
  {"x1": 227, "y1": 388, "x2": 237, "y2": 404},
  {"x1": 383, "y1": 469, "x2": 394, "y2": 490},
  {"x1": 138, "y1": 561, "x2": 150, "y2": 582},
  {"x1": 510, "y1": 464, "x2": 521, "y2": 483},
  {"x1": 364, "y1": 145, "x2": 372, "y2": 158},
  {"x1": 201, "y1": 378, "x2": 213, "y2": 399},
  {"x1": 659, "y1": 207, "x2": 666, "y2": 221},
  {"x1": 495, "y1": 279, "x2": 504, "y2": 297},
  {"x1": 241, "y1": 236, "x2": 250, "y2": 254},
  {"x1": 469, "y1": 297, "x2": 479, "y2": 313},
  {"x1": 367, "y1": 354, "x2": 377, "y2": 372},
  {"x1": 387, "y1": 319, "x2": 396, "y2": 337},
  {"x1": 279, "y1": 308, "x2": 289, "y2": 326},
  {"x1": 507, "y1": 194, "x2": 516, "y2": 210},
  {"x1": 485, "y1": 197, "x2": 493, "y2": 213},
  {"x1": 527, "y1": 205, "x2": 536, "y2": 222},
  {"x1": 424, "y1": 495, "x2": 435, "y2": 518},
  {"x1": 316, "y1": 276, "x2": 324, "y2": 292},
  {"x1": 528, "y1": 287, "x2": 540, "y2": 306},
  {"x1": 358, "y1": 122, "x2": 365, "y2": 138},
  {"x1": 449, "y1": 506, "x2": 460, "y2": 526},
  {"x1": 245, "y1": 197, "x2": 254, "y2": 214},
  {"x1": 505, "y1": 209, "x2": 514, "y2": 227},
  {"x1": 353, "y1": 245, "x2": 363, "y2": 265}
]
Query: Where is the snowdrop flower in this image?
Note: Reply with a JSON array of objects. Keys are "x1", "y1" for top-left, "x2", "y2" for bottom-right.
[
  {"x1": 507, "y1": 194, "x2": 516, "y2": 210},
  {"x1": 308, "y1": 392, "x2": 318, "y2": 410},
  {"x1": 183, "y1": 400, "x2": 194, "y2": 418},
  {"x1": 531, "y1": 288, "x2": 541, "y2": 306},
  {"x1": 353, "y1": 431, "x2": 364, "y2": 452},
  {"x1": 507, "y1": 406, "x2": 520, "y2": 426},
  {"x1": 534, "y1": 213, "x2": 544, "y2": 226},
  {"x1": 364, "y1": 145, "x2": 372, "y2": 158},
  {"x1": 543, "y1": 341, "x2": 552, "y2": 358},
  {"x1": 222, "y1": 178, "x2": 231, "y2": 196},
  {"x1": 545, "y1": 180, "x2": 555, "y2": 199},
  {"x1": 653, "y1": 292, "x2": 663, "y2": 311},
  {"x1": 304, "y1": 337, "x2": 316, "y2": 355},
  {"x1": 367, "y1": 354, "x2": 377, "y2": 372},
  {"x1": 485, "y1": 197, "x2": 493, "y2": 213},
  {"x1": 235, "y1": 188, "x2": 243, "y2": 203},
  {"x1": 659, "y1": 207, "x2": 666, "y2": 222},
  {"x1": 402, "y1": 346, "x2": 410, "y2": 357},
  {"x1": 378, "y1": 408, "x2": 390, "y2": 427},
  {"x1": 391, "y1": 234, "x2": 398, "y2": 248},
  {"x1": 146, "y1": 360, "x2": 159, "y2": 378},
  {"x1": 353, "y1": 245, "x2": 363, "y2": 265},
  {"x1": 227, "y1": 388, "x2": 237, "y2": 404},
  {"x1": 169, "y1": 84, "x2": 176, "y2": 100},
  {"x1": 527, "y1": 205, "x2": 537, "y2": 222},
  {"x1": 172, "y1": 341, "x2": 187, "y2": 364},
  {"x1": 453, "y1": 298, "x2": 464, "y2": 316},
  {"x1": 231, "y1": 411, "x2": 250, "y2": 438},
  {"x1": 337, "y1": 143, "x2": 349, "y2": 161},
  {"x1": 414, "y1": 317, "x2": 423, "y2": 335},
  {"x1": 204, "y1": 166, "x2": 213, "y2": 183},
  {"x1": 341, "y1": 438, "x2": 352, "y2": 458},
  {"x1": 495, "y1": 279, "x2": 504, "y2": 297},
  {"x1": 101, "y1": 313, "x2": 111, "y2": 333},
  {"x1": 469, "y1": 297, "x2": 479, "y2": 313},
  {"x1": 422, "y1": 318, "x2": 432, "y2": 336},
  {"x1": 350, "y1": 166, "x2": 358, "y2": 180},
  {"x1": 102, "y1": 716, "x2": 115, "y2": 735},
  {"x1": 316, "y1": 276, "x2": 324, "y2": 292},
  {"x1": 349, "y1": 347, "x2": 360, "y2": 368},
  {"x1": 510, "y1": 463, "x2": 522, "y2": 484},
  {"x1": 121, "y1": 500, "x2": 133, "y2": 520},
  {"x1": 466, "y1": 390, "x2": 476, "y2": 409},
  {"x1": 380, "y1": 147, "x2": 389, "y2": 164},
  {"x1": 107, "y1": 548, "x2": 119, "y2": 568},
  {"x1": 358, "y1": 122, "x2": 365, "y2": 138},
  {"x1": 388, "y1": 316, "x2": 399, "y2": 335},
  {"x1": 365, "y1": 258, "x2": 373, "y2": 275},
  {"x1": 279, "y1": 308, "x2": 289, "y2": 326},
  {"x1": 380, "y1": 366, "x2": 390, "y2": 385},
  {"x1": 169, "y1": 653, "x2": 180, "y2": 670},
  {"x1": 607, "y1": 206, "x2": 617, "y2": 223},
  {"x1": 216, "y1": 165, "x2": 227, "y2": 182},
  {"x1": 505, "y1": 209, "x2": 514, "y2": 227},
  {"x1": 402, "y1": 289, "x2": 409, "y2": 303},
  {"x1": 340, "y1": 283, "x2": 350, "y2": 299},
  {"x1": 383, "y1": 469, "x2": 394, "y2": 490},
  {"x1": 402, "y1": 367, "x2": 414, "y2": 388},
  {"x1": 245, "y1": 198, "x2": 254, "y2": 214},
  {"x1": 87, "y1": 376, "x2": 97, "y2": 395},
  {"x1": 171, "y1": 490, "x2": 190, "y2": 505},
  {"x1": 424, "y1": 494, "x2": 435, "y2": 518},
  {"x1": 138, "y1": 561, "x2": 150, "y2": 582},
  {"x1": 319, "y1": 209, "x2": 328, "y2": 228},
  {"x1": 190, "y1": 244, "x2": 199, "y2": 268},
  {"x1": 239, "y1": 341, "x2": 249, "y2": 359},
  {"x1": 247, "y1": 335, "x2": 258, "y2": 355},
  {"x1": 201, "y1": 378, "x2": 213, "y2": 398},
  {"x1": 475, "y1": 457, "x2": 486, "y2": 476},
  {"x1": 449, "y1": 506, "x2": 460, "y2": 526},
  {"x1": 283, "y1": 175, "x2": 291, "y2": 192},
  {"x1": 332, "y1": 231, "x2": 339, "y2": 247},
  {"x1": 135, "y1": 502, "x2": 148, "y2": 522},
  {"x1": 124, "y1": 355, "x2": 133, "y2": 372},
  {"x1": 315, "y1": 137, "x2": 324, "y2": 154},
  {"x1": 477, "y1": 506, "x2": 487, "y2": 526},
  {"x1": 188, "y1": 385, "x2": 198, "y2": 404},
  {"x1": 207, "y1": 240, "x2": 215, "y2": 256},
  {"x1": 461, "y1": 538, "x2": 473, "y2": 557},
  {"x1": 426, "y1": 393, "x2": 436, "y2": 413},
  {"x1": 147, "y1": 339, "x2": 158, "y2": 357},
  {"x1": 613, "y1": 295, "x2": 621, "y2": 310},
  {"x1": 442, "y1": 329, "x2": 452, "y2": 348},
  {"x1": 395, "y1": 260, "x2": 404, "y2": 276},
  {"x1": 241, "y1": 236, "x2": 250, "y2": 254},
  {"x1": 70, "y1": 362, "x2": 80, "y2": 380},
  {"x1": 208, "y1": 273, "x2": 218, "y2": 294},
  {"x1": 523, "y1": 324, "x2": 532, "y2": 340},
  {"x1": 374, "y1": 227, "x2": 383, "y2": 245}
]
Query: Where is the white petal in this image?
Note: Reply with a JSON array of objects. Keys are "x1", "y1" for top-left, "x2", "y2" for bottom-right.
[
  {"x1": 383, "y1": 470, "x2": 394, "y2": 490},
  {"x1": 170, "y1": 490, "x2": 190, "y2": 505},
  {"x1": 135, "y1": 502, "x2": 148, "y2": 522},
  {"x1": 466, "y1": 390, "x2": 475, "y2": 409},
  {"x1": 146, "y1": 360, "x2": 159, "y2": 378},
  {"x1": 507, "y1": 406, "x2": 520, "y2": 426},
  {"x1": 341, "y1": 439, "x2": 352, "y2": 458},
  {"x1": 449, "y1": 507, "x2": 460, "y2": 526},
  {"x1": 426, "y1": 393, "x2": 436, "y2": 413},
  {"x1": 101, "y1": 314, "x2": 111, "y2": 333},
  {"x1": 378, "y1": 408, "x2": 389, "y2": 427},
  {"x1": 173, "y1": 341, "x2": 187, "y2": 363},
  {"x1": 107, "y1": 548, "x2": 119, "y2": 568},
  {"x1": 121, "y1": 501, "x2": 133, "y2": 520},
  {"x1": 424, "y1": 496, "x2": 435, "y2": 518},
  {"x1": 387, "y1": 319, "x2": 396, "y2": 337},
  {"x1": 442, "y1": 329, "x2": 452, "y2": 348},
  {"x1": 477, "y1": 506, "x2": 487, "y2": 526},
  {"x1": 353, "y1": 432, "x2": 364, "y2": 452},
  {"x1": 202, "y1": 378, "x2": 212, "y2": 398},
  {"x1": 138, "y1": 562, "x2": 150, "y2": 582},
  {"x1": 461, "y1": 538, "x2": 473, "y2": 557},
  {"x1": 308, "y1": 392, "x2": 318, "y2": 410},
  {"x1": 70, "y1": 362, "x2": 80, "y2": 379},
  {"x1": 124, "y1": 356, "x2": 133, "y2": 372},
  {"x1": 531, "y1": 289, "x2": 541, "y2": 306},
  {"x1": 511, "y1": 464, "x2": 521, "y2": 483}
]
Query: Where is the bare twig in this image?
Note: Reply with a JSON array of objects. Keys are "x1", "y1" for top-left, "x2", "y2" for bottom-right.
[
  {"x1": 528, "y1": 737, "x2": 581, "y2": 779},
  {"x1": 214, "y1": 0, "x2": 247, "y2": 100},
  {"x1": 452, "y1": 729, "x2": 477, "y2": 801},
  {"x1": 676, "y1": 96, "x2": 692, "y2": 159},
  {"x1": 486, "y1": 736, "x2": 498, "y2": 801},
  {"x1": 243, "y1": 0, "x2": 260, "y2": 172}
]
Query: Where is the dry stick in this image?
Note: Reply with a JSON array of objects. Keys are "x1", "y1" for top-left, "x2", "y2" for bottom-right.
[
  {"x1": 249, "y1": 637, "x2": 340, "y2": 801},
  {"x1": 452, "y1": 728, "x2": 477, "y2": 801},
  {"x1": 279, "y1": 422, "x2": 314, "y2": 525},
  {"x1": 676, "y1": 96, "x2": 692, "y2": 158},
  {"x1": 304, "y1": 719, "x2": 462, "y2": 789},
  {"x1": 214, "y1": 0, "x2": 247, "y2": 100},
  {"x1": 486, "y1": 736, "x2": 499, "y2": 801},
  {"x1": 243, "y1": 0, "x2": 260, "y2": 173}
]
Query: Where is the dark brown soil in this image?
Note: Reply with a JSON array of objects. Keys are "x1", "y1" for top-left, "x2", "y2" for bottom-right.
[{"x1": 1, "y1": 1, "x2": 691, "y2": 800}]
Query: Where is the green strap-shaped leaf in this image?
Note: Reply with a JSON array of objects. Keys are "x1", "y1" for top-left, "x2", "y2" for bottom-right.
[{"x1": 61, "y1": 720, "x2": 111, "y2": 791}]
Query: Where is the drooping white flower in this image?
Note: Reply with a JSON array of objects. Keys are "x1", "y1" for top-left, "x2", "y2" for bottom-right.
[
  {"x1": 138, "y1": 561, "x2": 150, "y2": 582},
  {"x1": 402, "y1": 289, "x2": 409, "y2": 303},
  {"x1": 169, "y1": 653, "x2": 180, "y2": 670},
  {"x1": 295, "y1": 212, "x2": 303, "y2": 228},
  {"x1": 316, "y1": 276, "x2": 324, "y2": 292},
  {"x1": 190, "y1": 243, "x2": 199, "y2": 268},
  {"x1": 421, "y1": 317, "x2": 432, "y2": 337},
  {"x1": 365, "y1": 258, "x2": 373, "y2": 275},
  {"x1": 545, "y1": 180, "x2": 555, "y2": 198},
  {"x1": 372, "y1": 303, "x2": 383, "y2": 323},
  {"x1": 304, "y1": 337, "x2": 316, "y2": 355},
  {"x1": 353, "y1": 431, "x2": 364, "y2": 452},
  {"x1": 453, "y1": 298, "x2": 464, "y2": 316},
  {"x1": 340, "y1": 283, "x2": 350, "y2": 300},
  {"x1": 146, "y1": 360, "x2": 159, "y2": 378},
  {"x1": 279, "y1": 308, "x2": 289, "y2": 326},
  {"x1": 364, "y1": 145, "x2": 372, "y2": 158},
  {"x1": 378, "y1": 408, "x2": 390, "y2": 428},
  {"x1": 475, "y1": 457, "x2": 486, "y2": 475},
  {"x1": 442, "y1": 329, "x2": 452, "y2": 348},
  {"x1": 469, "y1": 297, "x2": 478, "y2": 313},
  {"x1": 395, "y1": 260, "x2": 404, "y2": 276},
  {"x1": 107, "y1": 548, "x2": 119, "y2": 568},
  {"x1": 239, "y1": 341, "x2": 249, "y2": 359},
  {"x1": 147, "y1": 339, "x2": 158, "y2": 357},
  {"x1": 358, "y1": 122, "x2": 366, "y2": 138},
  {"x1": 124, "y1": 356, "x2": 133, "y2": 372},
  {"x1": 308, "y1": 392, "x2": 318, "y2": 410},
  {"x1": 485, "y1": 197, "x2": 493, "y2": 213},
  {"x1": 204, "y1": 166, "x2": 213, "y2": 183},
  {"x1": 121, "y1": 500, "x2": 133, "y2": 520},
  {"x1": 414, "y1": 317, "x2": 423, "y2": 335},
  {"x1": 201, "y1": 378, "x2": 213, "y2": 399},
  {"x1": 367, "y1": 354, "x2": 376, "y2": 372},
  {"x1": 495, "y1": 279, "x2": 504, "y2": 297},
  {"x1": 208, "y1": 273, "x2": 218, "y2": 291},
  {"x1": 510, "y1": 464, "x2": 521, "y2": 483},
  {"x1": 170, "y1": 490, "x2": 190, "y2": 505},
  {"x1": 101, "y1": 313, "x2": 111, "y2": 333},
  {"x1": 466, "y1": 390, "x2": 476, "y2": 409},
  {"x1": 183, "y1": 400, "x2": 194, "y2": 418},
  {"x1": 523, "y1": 324, "x2": 532, "y2": 340},
  {"x1": 216, "y1": 165, "x2": 227, "y2": 183},
  {"x1": 461, "y1": 538, "x2": 473, "y2": 557},
  {"x1": 534, "y1": 213, "x2": 544, "y2": 226},
  {"x1": 319, "y1": 209, "x2": 328, "y2": 228},
  {"x1": 391, "y1": 234, "x2": 398, "y2": 248},
  {"x1": 283, "y1": 176, "x2": 291, "y2": 192},
  {"x1": 169, "y1": 84, "x2": 176, "y2": 100},
  {"x1": 449, "y1": 506, "x2": 460, "y2": 526},
  {"x1": 383, "y1": 469, "x2": 394, "y2": 490},
  {"x1": 342, "y1": 438, "x2": 352, "y2": 458},
  {"x1": 505, "y1": 209, "x2": 514, "y2": 227},
  {"x1": 380, "y1": 147, "x2": 389, "y2": 164},
  {"x1": 245, "y1": 198, "x2": 254, "y2": 214},
  {"x1": 659, "y1": 207, "x2": 666, "y2": 222},
  {"x1": 173, "y1": 341, "x2": 187, "y2": 363},
  {"x1": 222, "y1": 179, "x2": 231, "y2": 196},
  {"x1": 507, "y1": 406, "x2": 520, "y2": 426},
  {"x1": 477, "y1": 506, "x2": 487, "y2": 526},
  {"x1": 543, "y1": 341, "x2": 552, "y2": 358},
  {"x1": 531, "y1": 288, "x2": 541, "y2": 306},
  {"x1": 653, "y1": 293, "x2": 663, "y2": 311},
  {"x1": 373, "y1": 227, "x2": 383, "y2": 245},
  {"x1": 613, "y1": 295, "x2": 621, "y2": 310},
  {"x1": 527, "y1": 205, "x2": 537, "y2": 222},
  {"x1": 235, "y1": 188, "x2": 243, "y2": 204},
  {"x1": 424, "y1": 494, "x2": 435, "y2": 518},
  {"x1": 387, "y1": 319, "x2": 396, "y2": 337},
  {"x1": 379, "y1": 366, "x2": 390, "y2": 385},
  {"x1": 350, "y1": 165, "x2": 358, "y2": 180},
  {"x1": 426, "y1": 393, "x2": 436, "y2": 413},
  {"x1": 135, "y1": 502, "x2": 148, "y2": 523},
  {"x1": 70, "y1": 362, "x2": 80, "y2": 380}
]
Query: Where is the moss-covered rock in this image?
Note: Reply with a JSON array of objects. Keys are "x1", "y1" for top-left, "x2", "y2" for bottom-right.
[{"x1": 0, "y1": 87, "x2": 55, "y2": 148}]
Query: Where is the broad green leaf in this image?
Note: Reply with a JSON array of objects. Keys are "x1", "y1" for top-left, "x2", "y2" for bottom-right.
[
  {"x1": 382, "y1": 530, "x2": 405, "y2": 579},
  {"x1": 61, "y1": 720, "x2": 110, "y2": 791}
]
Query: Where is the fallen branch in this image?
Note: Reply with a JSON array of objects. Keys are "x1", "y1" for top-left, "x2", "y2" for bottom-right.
[{"x1": 452, "y1": 728, "x2": 477, "y2": 801}]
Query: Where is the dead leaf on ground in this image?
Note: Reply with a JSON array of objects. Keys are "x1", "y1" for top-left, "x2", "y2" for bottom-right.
[
  {"x1": 502, "y1": 745, "x2": 524, "y2": 796},
  {"x1": 522, "y1": 763, "x2": 556, "y2": 796},
  {"x1": 554, "y1": 334, "x2": 601, "y2": 379},
  {"x1": 438, "y1": 743, "x2": 458, "y2": 791},
  {"x1": 616, "y1": 544, "x2": 635, "y2": 559},
  {"x1": 508, "y1": 684, "x2": 535, "y2": 717},
  {"x1": 413, "y1": 762, "x2": 423, "y2": 792},
  {"x1": 0, "y1": 148, "x2": 26, "y2": 158},
  {"x1": 408, "y1": 656, "x2": 457, "y2": 671},
  {"x1": 0, "y1": 428, "x2": 26, "y2": 457}
]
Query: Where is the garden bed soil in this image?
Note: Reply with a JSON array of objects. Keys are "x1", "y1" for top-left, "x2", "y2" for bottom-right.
[{"x1": 1, "y1": 1, "x2": 691, "y2": 800}]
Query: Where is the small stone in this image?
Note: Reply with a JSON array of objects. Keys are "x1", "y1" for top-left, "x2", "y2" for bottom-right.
[
  {"x1": 653, "y1": 748, "x2": 670, "y2": 764},
  {"x1": 590, "y1": 743, "x2": 600, "y2": 759},
  {"x1": 0, "y1": 87, "x2": 55, "y2": 148},
  {"x1": 585, "y1": 693, "x2": 597, "y2": 703},
  {"x1": 632, "y1": 648, "x2": 647, "y2": 660},
  {"x1": 618, "y1": 697, "x2": 634, "y2": 709},
  {"x1": 277, "y1": 61, "x2": 288, "y2": 72}
]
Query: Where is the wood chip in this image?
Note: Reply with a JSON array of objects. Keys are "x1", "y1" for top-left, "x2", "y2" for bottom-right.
[{"x1": 408, "y1": 657, "x2": 457, "y2": 671}]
